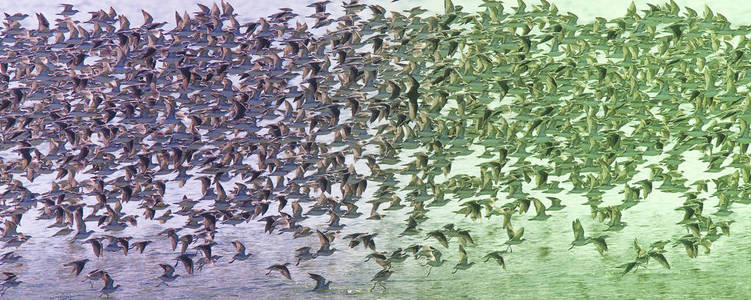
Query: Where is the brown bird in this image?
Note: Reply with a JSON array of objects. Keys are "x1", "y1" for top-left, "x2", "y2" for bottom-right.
[
  {"x1": 64, "y1": 259, "x2": 89, "y2": 276},
  {"x1": 85, "y1": 238, "x2": 103, "y2": 258},
  {"x1": 175, "y1": 254, "x2": 194, "y2": 275},
  {"x1": 266, "y1": 263, "x2": 292, "y2": 280},
  {"x1": 309, "y1": 273, "x2": 331, "y2": 291},
  {"x1": 229, "y1": 241, "x2": 252, "y2": 263},
  {"x1": 156, "y1": 264, "x2": 180, "y2": 287},
  {"x1": 99, "y1": 272, "x2": 120, "y2": 296},
  {"x1": 130, "y1": 240, "x2": 152, "y2": 254}
]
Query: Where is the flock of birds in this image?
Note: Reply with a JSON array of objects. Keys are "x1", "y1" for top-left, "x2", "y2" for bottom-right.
[{"x1": 0, "y1": 0, "x2": 750, "y2": 297}]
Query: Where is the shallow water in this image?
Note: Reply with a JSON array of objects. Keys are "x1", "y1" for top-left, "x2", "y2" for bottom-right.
[{"x1": 2, "y1": 1, "x2": 751, "y2": 299}]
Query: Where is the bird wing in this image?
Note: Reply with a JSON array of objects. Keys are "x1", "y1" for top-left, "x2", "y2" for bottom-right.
[
  {"x1": 532, "y1": 198, "x2": 546, "y2": 216},
  {"x1": 103, "y1": 273, "x2": 114, "y2": 288},
  {"x1": 458, "y1": 230, "x2": 474, "y2": 245},
  {"x1": 309, "y1": 273, "x2": 324, "y2": 283},
  {"x1": 205, "y1": 244, "x2": 213, "y2": 258},
  {"x1": 458, "y1": 245, "x2": 467, "y2": 263},
  {"x1": 141, "y1": 9, "x2": 153, "y2": 25},
  {"x1": 233, "y1": 241, "x2": 245, "y2": 253},
  {"x1": 620, "y1": 261, "x2": 637, "y2": 276},
  {"x1": 518, "y1": 198, "x2": 530, "y2": 214},
  {"x1": 178, "y1": 255, "x2": 194, "y2": 274},
  {"x1": 609, "y1": 207, "x2": 622, "y2": 224},
  {"x1": 316, "y1": 230, "x2": 330, "y2": 249},
  {"x1": 159, "y1": 263, "x2": 175, "y2": 275},
  {"x1": 280, "y1": 265, "x2": 291, "y2": 279},
  {"x1": 572, "y1": 219, "x2": 584, "y2": 241},
  {"x1": 591, "y1": 237, "x2": 608, "y2": 256},
  {"x1": 444, "y1": 0, "x2": 455, "y2": 14},
  {"x1": 633, "y1": 238, "x2": 645, "y2": 256},
  {"x1": 649, "y1": 252, "x2": 670, "y2": 269},
  {"x1": 428, "y1": 231, "x2": 448, "y2": 248}
]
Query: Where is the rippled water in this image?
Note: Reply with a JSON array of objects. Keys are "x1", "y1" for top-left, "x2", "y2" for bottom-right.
[
  {"x1": 6, "y1": 146, "x2": 751, "y2": 299},
  {"x1": 3, "y1": 1, "x2": 751, "y2": 299}
]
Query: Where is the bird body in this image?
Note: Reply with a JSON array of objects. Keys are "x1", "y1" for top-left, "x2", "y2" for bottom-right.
[
  {"x1": 157, "y1": 264, "x2": 180, "y2": 286},
  {"x1": 309, "y1": 273, "x2": 331, "y2": 291}
]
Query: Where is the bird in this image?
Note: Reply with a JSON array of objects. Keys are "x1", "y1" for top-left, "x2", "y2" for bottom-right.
[
  {"x1": 452, "y1": 245, "x2": 475, "y2": 274},
  {"x1": 85, "y1": 238, "x2": 103, "y2": 258},
  {"x1": 194, "y1": 242, "x2": 221, "y2": 269},
  {"x1": 308, "y1": 273, "x2": 331, "y2": 291},
  {"x1": 175, "y1": 254, "x2": 194, "y2": 275},
  {"x1": 295, "y1": 247, "x2": 317, "y2": 266},
  {"x1": 82, "y1": 269, "x2": 106, "y2": 288},
  {"x1": 570, "y1": 219, "x2": 588, "y2": 249},
  {"x1": 365, "y1": 252, "x2": 392, "y2": 269},
  {"x1": 266, "y1": 263, "x2": 292, "y2": 280},
  {"x1": 130, "y1": 240, "x2": 152, "y2": 254},
  {"x1": 0, "y1": 252, "x2": 21, "y2": 264},
  {"x1": 504, "y1": 226, "x2": 526, "y2": 251},
  {"x1": 483, "y1": 251, "x2": 508, "y2": 271},
  {"x1": 157, "y1": 264, "x2": 180, "y2": 287},
  {"x1": 426, "y1": 230, "x2": 449, "y2": 248},
  {"x1": 528, "y1": 198, "x2": 551, "y2": 221},
  {"x1": 99, "y1": 273, "x2": 120, "y2": 296},
  {"x1": 57, "y1": 4, "x2": 79, "y2": 16},
  {"x1": 0, "y1": 272, "x2": 21, "y2": 296},
  {"x1": 315, "y1": 230, "x2": 335, "y2": 256},
  {"x1": 370, "y1": 269, "x2": 392, "y2": 292},
  {"x1": 64, "y1": 259, "x2": 89, "y2": 276},
  {"x1": 421, "y1": 247, "x2": 446, "y2": 276},
  {"x1": 570, "y1": 219, "x2": 609, "y2": 256},
  {"x1": 229, "y1": 241, "x2": 252, "y2": 263}
]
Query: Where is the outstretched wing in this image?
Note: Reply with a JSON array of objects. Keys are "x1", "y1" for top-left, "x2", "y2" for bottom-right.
[
  {"x1": 232, "y1": 241, "x2": 246, "y2": 253},
  {"x1": 620, "y1": 261, "x2": 637, "y2": 276},
  {"x1": 572, "y1": 219, "x2": 584, "y2": 241},
  {"x1": 532, "y1": 198, "x2": 546, "y2": 216},
  {"x1": 591, "y1": 236, "x2": 608, "y2": 256},
  {"x1": 316, "y1": 230, "x2": 330, "y2": 249},
  {"x1": 649, "y1": 252, "x2": 670, "y2": 269},
  {"x1": 309, "y1": 273, "x2": 325, "y2": 283},
  {"x1": 159, "y1": 263, "x2": 175, "y2": 275},
  {"x1": 458, "y1": 245, "x2": 467, "y2": 263}
]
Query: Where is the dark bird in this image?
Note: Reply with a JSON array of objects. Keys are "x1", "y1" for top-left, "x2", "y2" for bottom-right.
[
  {"x1": 85, "y1": 238, "x2": 103, "y2": 258},
  {"x1": 130, "y1": 240, "x2": 152, "y2": 254},
  {"x1": 64, "y1": 259, "x2": 89, "y2": 276},
  {"x1": 176, "y1": 254, "x2": 194, "y2": 275},
  {"x1": 266, "y1": 263, "x2": 292, "y2": 280},
  {"x1": 483, "y1": 251, "x2": 508, "y2": 271},
  {"x1": 309, "y1": 273, "x2": 331, "y2": 291},
  {"x1": 157, "y1": 264, "x2": 180, "y2": 287},
  {"x1": 370, "y1": 269, "x2": 392, "y2": 292},
  {"x1": 99, "y1": 273, "x2": 120, "y2": 296},
  {"x1": 229, "y1": 241, "x2": 252, "y2": 263}
]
